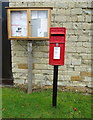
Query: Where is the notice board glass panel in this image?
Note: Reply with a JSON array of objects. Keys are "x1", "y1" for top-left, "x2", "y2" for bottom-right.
[
  {"x1": 11, "y1": 11, "x2": 27, "y2": 37},
  {"x1": 31, "y1": 10, "x2": 48, "y2": 37}
]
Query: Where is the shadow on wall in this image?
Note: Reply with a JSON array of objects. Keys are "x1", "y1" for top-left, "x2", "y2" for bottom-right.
[
  {"x1": 91, "y1": 2, "x2": 93, "y2": 75},
  {"x1": 2, "y1": 1, "x2": 13, "y2": 85}
]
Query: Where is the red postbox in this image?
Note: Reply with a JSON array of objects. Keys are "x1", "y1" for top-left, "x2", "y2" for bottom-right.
[{"x1": 49, "y1": 27, "x2": 66, "y2": 65}]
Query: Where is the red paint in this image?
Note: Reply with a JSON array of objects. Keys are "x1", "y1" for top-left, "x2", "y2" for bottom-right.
[{"x1": 49, "y1": 27, "x2": 66, "y2": 65}]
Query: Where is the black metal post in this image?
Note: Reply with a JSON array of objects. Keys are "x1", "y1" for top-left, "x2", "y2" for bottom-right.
[{"x1": 52, "y1": 65, "x2": 58, "y2": 107}]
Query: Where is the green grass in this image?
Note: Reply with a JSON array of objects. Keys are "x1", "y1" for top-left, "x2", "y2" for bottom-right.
[{"x1": 2, "y1": 87, "x2": 92, "y2": 118}]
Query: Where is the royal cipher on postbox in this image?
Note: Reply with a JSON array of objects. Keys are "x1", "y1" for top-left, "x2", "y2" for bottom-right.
[{"x1": 49, "y1": 27, "x2": 66, "y2": 65}]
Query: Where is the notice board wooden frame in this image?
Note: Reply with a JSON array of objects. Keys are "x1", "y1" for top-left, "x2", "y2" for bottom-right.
[{"x1": 6, "y1": 7, "x2": 52, "y2": 40}]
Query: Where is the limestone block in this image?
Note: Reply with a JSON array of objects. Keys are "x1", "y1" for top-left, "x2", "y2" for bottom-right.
[
  {"x1": 67, "y1": 71, "x2": 80, "y2": 76},
  {"x1": 55, "y1": 2, "x2": 68, "y2": 9},
  {"x1": 71, "y1": 8, "x2": 82, "y2": 15},
  {"x1": 68, "y1": 35, "x2": 78, "y2": 41},
  {"x1": 82, "y1": 54, "x2": 91, "y2": 60},
  {"x1": 71, "y1": 16, "x2": 78, "y2": 22},
  {"x1": 13, "y1": 72, "x2": 27, "y2": 79},
  {"x1": 76, "y1": 42, "x2": 83, "y2": 47},
  {"x1": 34, "y1": 2, "x2": 44, "y2": 7},
  {"x1": 86, "y1": 83, "x2": 92, "y2": 88},
  {"x1": 82, "y1": 60, "x2": 92, "y2": 65},
  {"x1": 32, "y1": 70, "x2": 42, "y2": 74},
  {"x1": 55, "y1": 15, "x2": 66, "y2": 22},
  {"x1": 83, "y1": 77, "x2": 91, "y2": 82},
  {"x1": 12, "y1": 51, "x2": 27, "y2": 57},
  {"x1": 85, "y1": 48, "x2": 91, "y2": 54},
  {"x1": 34, "y1": 80, "x2": 52, "y2": 86},
  {"x1": 12, "y1": 63, "x2": 17, "y2": 68},
  {"x1": 85, "y1": 15, "x2": 92, "y2": 22},
  {"x1": 12, "y1": 68, "x2": 28, "y2": 73},
  {"x1": 51, "y1": 8, "x2": 57, "y2": 15},
  {"x1": 57, "y1": 9, "x2": 65, "y2": 15},
  {"x1": 82, "y1": 9, "x2": 92, "y2": 15},
  {"x1": 12, "y1": 56, "x2": 27, "y2": 64},
  {"x1": 27, "y1": 2, "x2": 35, "y2": 7},
  {"x1": 34, "y1": 64, "x2": 49, "y2": 70},
  {"x1": 91, "y1": 23, "x2": 93, "y2": 30},
  {"x1": 79, "y1": 36, "x2": 91, "y2": 42},
  {"x1": 14, "y1": 79, "x2": 25, "y2": 85},
  {"x1": 14, "y1": 2, "x2": 28, "y2": 7},
  {"x1": 82, "y1": 23, "x2": 91, "y2": 30},
  {"x1": 71, "y1": 76, "x2": 82, "y2": 81},
  {"x1": 63, "y1": 23, "x2": 73, "y2": 29},
  {"x1": 87, "y1": 2, "x2": 92, "y2": 8},
  {"x1": 59, "y1": 65, "x2": 67, "y2": 70},
  {"x1": 33, "y1": 52, "x2": 48, "y2": 58},
  {"x1": 34, "y1": 74, "x2": 44, "y2": 80},
  {"x1": 66, "y1": 42, "x2": 76, "y2": 47},
  {"x1": 58, "y1": 75, "x2": 70, "y2": 81},
  {"x1": 67, "y1": 30, "x2": 75, "y2": 35},
  {"x1": 74, "y1": 30, "x2": 83, "y2": 35},
  {"x1": 52, "y1": 22, "x2": 61, "y2": 27},
  {"x1": 65, "y1": 58, "x2": 72, "y2": 65},
  {"x1": 42, "y1": 2, "x2": 54, "y2": 7},
  {"x1": 33, "y1": 46, "x2": 48, "y2": 52},
  {"x1": 70, "y1": 81, "x2": 86, "y2": 87},
  {"x1": 45, "y1": 81, "x2": 52, "y2": 86},
  {"x1": 32, "y1": 41, "x2": 49, "y2": 46},
  {"x1": 66, "y1": 16, "x2": 71, "y2": 22},
  {"x1": 76, "y1": 47, "x2": 86, "y2": 53},
  {"x1": 58, "y1": 81, "x2": 70, "y2": 86},
  {"x1": 71, "y1": 58, "x2": 81, "y2": 65},
  {"x1": 73, "y1": 23, "x2": 82, "y2": 29},
  {"x1": 75, "y1": 2, "x2": 87, "y2": 8},
  {"x1": 69, "y1": 2, "x2": 75, "y2": 8},
  {"x1": 47, "y1": 65, "x2": 53, "y2": 70},
  {"x1": 89, "y1": 30, "x2": 93, "y2": 36},
  {"x1": 18, "y1": 64, "x2": 28, "y2": 69},
  {"x1": 9, "y1": 2, "x2": 16, "y2": 7},
  {"x1": 77, "y1": 15, "x2": 84, "y2": 22},
  {"x1": 75, "y1": 65, "x2": 87, "y2": 72},
  {"x1": 41, "y1": 70, "x2": 53, "y2": 75},
  {"x1": 33, "y1": 58, "x2": 48, "y2": 64},
  {"x1": 86, "y1": 65, "x2": 91, "y2": 72},
  {"x1": 80, "y1": 72, "x2": 93, "y2": 77},
  {"x1": 11, "y1": 44, "x2": 27, "y2": 51},
  {"x1": 66, "y1": 46, "x2": 77, "y2": 53},
  {"x1": 65, "y1": 9, "x2": 71, "y2": 15}
]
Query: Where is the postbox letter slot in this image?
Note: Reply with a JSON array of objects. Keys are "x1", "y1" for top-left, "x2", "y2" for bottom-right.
[{"x1": 51, "y1": 34, "x2": 64, "y2": 36}]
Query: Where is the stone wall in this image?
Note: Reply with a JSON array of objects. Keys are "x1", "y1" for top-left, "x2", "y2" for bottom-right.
[{"x1": 9, "y1": 0, "x2": 93, "y2": 88}]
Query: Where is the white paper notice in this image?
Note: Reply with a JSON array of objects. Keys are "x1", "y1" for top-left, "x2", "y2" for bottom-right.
[
  {"x1": 38, "y1": 28, "x2": 44, "y2": 37},
  {"x1": 41, "y1": 19, "x2": 48, "y2": 32},
  {"x1": 38, "y1": 11, "x2": 47, "y2": 18},
  {"x1": 32, "y1": 11, "x2": 38, "y2": 19},
  {"x1": 54, "y1": 47, "x2": 60, "y2": 59},
  {"x1": 11, "y1": 11, "x2": 27, "y2": 37}
]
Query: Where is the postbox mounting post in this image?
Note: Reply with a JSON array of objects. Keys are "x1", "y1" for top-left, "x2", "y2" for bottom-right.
[
  {"x1": 52, "y1": 65, "x2": 58, "y2": 107},
  {"x1": 27, "y1": 42, "x2": 32, "y2": 94},
  {"x1": 49, "y1": 27, "x2": 66, "y2": 108}
]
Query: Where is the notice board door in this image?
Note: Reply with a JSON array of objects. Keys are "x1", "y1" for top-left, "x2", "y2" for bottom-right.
[{"x1": 1, "y1": 2, "x2": 13, "y2": 85}]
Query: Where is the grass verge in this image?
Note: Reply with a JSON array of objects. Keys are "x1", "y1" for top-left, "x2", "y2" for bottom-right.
[{"x1": 2, "y1": 87, "x2": 92, "y2": 118}]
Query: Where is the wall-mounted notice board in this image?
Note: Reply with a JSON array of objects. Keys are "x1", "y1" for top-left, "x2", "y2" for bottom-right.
[{"x1": 6, "y1": 7, "x2": 52, "y2": 40}]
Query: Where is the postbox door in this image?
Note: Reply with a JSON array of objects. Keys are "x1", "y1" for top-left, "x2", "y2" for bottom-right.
[
  {"x1": 50, "y1": 27, "x2": 66, "y2": 43},
  {"x1": 49, "y1": 43, "x2": 65, "y2": 65}
]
